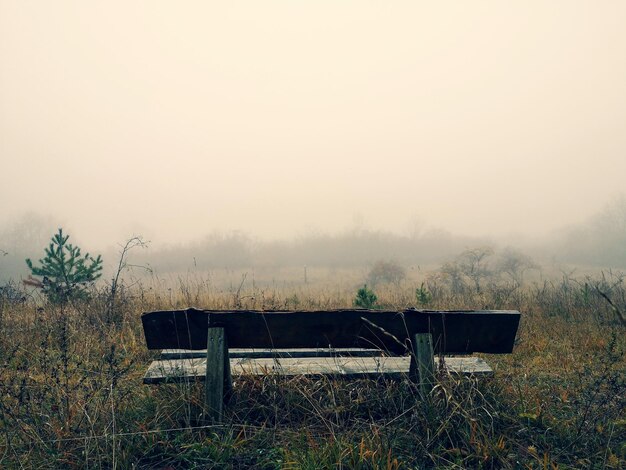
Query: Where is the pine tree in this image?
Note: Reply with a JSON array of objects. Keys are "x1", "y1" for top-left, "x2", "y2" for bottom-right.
[
  {"x1": 353, "y1": 284, "x2": 378, "y2": 309},
  {"x1": 26, "y1": 228, "x2": 103, "y2": 303}
]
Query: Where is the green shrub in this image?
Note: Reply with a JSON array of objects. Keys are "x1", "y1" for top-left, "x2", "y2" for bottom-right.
[
  {"x1": 415, "y1": 282, "x2": 432, "y2": 306},
  {"x1": 25, "y1": 228, "x2": 103, "y2": 304},
  {"x1": 353, "y1": 284, "x2": 377, "y2": 309}
]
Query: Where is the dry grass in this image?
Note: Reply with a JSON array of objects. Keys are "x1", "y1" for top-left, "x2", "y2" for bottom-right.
[{"x1": 0, "y1": 272, "x2": 624, "y2": 469}]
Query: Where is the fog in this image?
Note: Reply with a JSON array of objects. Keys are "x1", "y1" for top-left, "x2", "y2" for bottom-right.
[{"x1": 2, "y1": 2, "x2": 626, "y2": 277}]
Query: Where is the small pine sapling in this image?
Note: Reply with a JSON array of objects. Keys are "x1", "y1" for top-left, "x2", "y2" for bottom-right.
[
  {"x1": 415, "y1": 282, "x2": 432, "y2": 306},
  {"x1": 26, "y1": 228, "x2": 103, "y2": 303},
  {"x1": 353, "y1": 284, "x2": 378, "y2": 309}
]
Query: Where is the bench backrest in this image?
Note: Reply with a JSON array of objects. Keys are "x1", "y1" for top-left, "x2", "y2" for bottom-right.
[{"x1": 142, "y1": 308, "x2": 520, "y2": 355}]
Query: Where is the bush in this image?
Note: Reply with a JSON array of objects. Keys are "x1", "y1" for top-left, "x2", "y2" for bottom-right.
[
  {"x1": 367, "y1": 260, "x2": 406, "y2": 286},
  {"x1": 25, "y1": 228, "x2": 103, "y2": 304},
  {"x1": 0, "y1": 280, "x2": 27, "y2": 305},
  {"x1": 415, "y1": 282, "x2": 432, "y2": 306},
  {"x1": 353, "y1": 284, "x2": 378, "y2": 309}
]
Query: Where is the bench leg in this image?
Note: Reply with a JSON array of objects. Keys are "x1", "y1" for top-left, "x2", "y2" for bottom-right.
[
  {"x1": 205, "y1": 327, "x2": 231, "y2": 422},
  {"x1": 409, "y1": 333, "x2": 435, "y2": 398}
]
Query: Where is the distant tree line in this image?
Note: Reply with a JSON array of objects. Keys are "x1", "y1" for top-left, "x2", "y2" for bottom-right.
[
  {"x1": 128, "y1": 229, "x2": 488, "y2": 272},
  {"x1": 549, "y1": 196, "x2": 626, "y2": 268},
  {"x1": 2, "y1": 196, "x2": 626, "y2": 282}
]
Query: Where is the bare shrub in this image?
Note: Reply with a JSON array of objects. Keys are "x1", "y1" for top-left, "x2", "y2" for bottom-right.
[
  {"x1": 496, "y1": 247, "x2": 539, "y2": 286},
  {"x1": 367, "y1": 260, "x2": 406, "y2": 286}
]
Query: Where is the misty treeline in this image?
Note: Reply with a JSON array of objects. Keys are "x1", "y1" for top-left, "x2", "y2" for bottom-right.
[
  {"x1": 1, "y1": 222, "x2": 490, "y2": 281},
  {"x1": 0, "y1": 213, "x2": 57, "y2": 283},
  {"x1": 547, "y1": 196, "x2": 626, "y2": 266},
  {"x1": 2, "y1": 197, "x2": 626, "y2": 282},
  {"x1": 138, "y1": 229, "x2": 481, "y2": 271}
]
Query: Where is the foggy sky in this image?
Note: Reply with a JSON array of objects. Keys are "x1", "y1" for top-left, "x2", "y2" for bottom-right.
[{"x1": 2, "y1": 1, "x2": 626, "y2": 249}]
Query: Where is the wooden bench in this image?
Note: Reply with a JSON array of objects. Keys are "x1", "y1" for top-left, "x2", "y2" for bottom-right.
[{"x1": 141, "y1": 308, "x2": 520, "y2": 421}]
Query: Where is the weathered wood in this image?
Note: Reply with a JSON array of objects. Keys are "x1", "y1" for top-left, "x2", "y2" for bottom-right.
[
  {"x1": 411, "y1": 333, "x2": 435, "y2": 397},
  {"x1": 223, "y1": 337, "x2": 232, "y2": 398},
  {"x1": 204, "y1": 327, "x2": 227, "y2": 422},
  {"x1": 161, "y1": 348, "x2": 385, "y2": 359},
  {"x1": 143, "y1": 355, "x2": 493, "y2": 383},
  {"x1": 142, "y1": 308, "x2": 520, "y2": 354}
]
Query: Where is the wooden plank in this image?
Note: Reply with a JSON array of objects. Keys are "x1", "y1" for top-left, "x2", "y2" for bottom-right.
[
  {"x1": 143, "y1": 356, "x2": 493, "y2": 383},
  {"x1": 161, "y1": 348, "x2": 386, "y2": 359},
  {"x1": 142, "y1": 308, "x2": 520, "y2": 354},
  {"x1": 204, "y1": 327, "x2": 226, "y2": 422}
]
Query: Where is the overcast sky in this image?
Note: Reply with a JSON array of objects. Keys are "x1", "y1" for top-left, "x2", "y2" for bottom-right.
[{"x1": 1, "y1": 1, "x2": 625, "y2": 249}]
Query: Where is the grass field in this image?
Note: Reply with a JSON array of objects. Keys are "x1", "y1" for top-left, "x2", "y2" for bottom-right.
[{"x1": 0, "y1": 269, "x2": 624, "y2": 469}]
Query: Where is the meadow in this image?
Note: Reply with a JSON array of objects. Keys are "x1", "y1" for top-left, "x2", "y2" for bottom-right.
[{"x1": 0, "y1": 266, "x2": 624, "y2": 469}]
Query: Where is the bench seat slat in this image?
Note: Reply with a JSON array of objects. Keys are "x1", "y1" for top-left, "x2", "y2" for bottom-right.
[
  {"x1": 143, "y1": 356, "x2": 492, "y2": 383},
  {"x1": 161, "y1": 348, "x2": 386, "y2": 359}
]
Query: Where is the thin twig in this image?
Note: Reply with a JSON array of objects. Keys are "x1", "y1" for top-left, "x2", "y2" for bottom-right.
[{"x1": 359, "y1": 316, "x2": 409, "y2": 353}]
